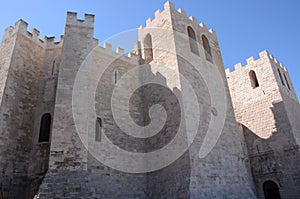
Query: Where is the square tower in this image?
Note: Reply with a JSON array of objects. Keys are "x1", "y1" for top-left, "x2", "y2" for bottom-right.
[{"x1": 226, "y1": 50, "x2": 300, "y2": 199}]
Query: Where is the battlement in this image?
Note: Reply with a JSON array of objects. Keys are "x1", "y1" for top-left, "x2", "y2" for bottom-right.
[
  {"x1": 44, "y1": 35, "x2": 64, "y2": 49},
  {"x1": 2, "y1": 19, "x2": 64, "y2": 49},
  {"x1": 268, "y1": 53, "x2": 287, "y2": 72},
  {"x1": 175, "y1": 2, "x2": 216, "y2": 35},
  {"x1": 226, "y1": 50, "x2": 288, "y2": 74},
  {"x1": 140, "y1": 1, "x2": 215, "y2": 36},
  {"x1": 66, "y1": 12, "x2": 94, "y2": 27},
  {"x1": 13, "y1": 20, "x2": 45, "y2": 45},
  {"x1": 97, "y1": 42, "x2": 138, "y2": 61},
  {"x1": 3, "y1": 12, "x2": 95, "y2": 49}
]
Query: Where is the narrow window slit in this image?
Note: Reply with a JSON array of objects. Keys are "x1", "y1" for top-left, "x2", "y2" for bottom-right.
[
  {"x1": 95, "y1": 117, "x2": 102, "y2": 142},
  {"x1": 278, "y1": 69, "x2": 285, "y2": 86},
  {"x1": 283, "y1": 73, "x2": 290, "y2": 90},
  {"x1": 115, "y1": 71, "x2": 118, "y2": 84},
  {"x1": 52, "y1": 61, "x2": 56, "y2": 75}
]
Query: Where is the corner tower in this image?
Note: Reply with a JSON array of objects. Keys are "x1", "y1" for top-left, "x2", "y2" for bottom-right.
[
  {"x1": 0, "y1": 18, "x2": 62, "y2": 198},
  {"x1": 226, "y1": 50, "x2": 300, "y2": 199}
]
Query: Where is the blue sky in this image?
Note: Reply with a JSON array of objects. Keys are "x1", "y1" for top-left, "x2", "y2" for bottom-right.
[{"x1": 1, "y1": 0, "x2": 299, "y2": 99}]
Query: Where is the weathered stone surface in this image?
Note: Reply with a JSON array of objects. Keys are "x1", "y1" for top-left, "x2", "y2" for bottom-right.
[
  {"x1": 0, "y1": 1, "x2": 298, "y2": 199},
  {"x1": 0, "y1": 18, "x2": 61, "y2": 199},
  {"x1": 226, "y1": 51, "x2": 300, "y2": 199}
]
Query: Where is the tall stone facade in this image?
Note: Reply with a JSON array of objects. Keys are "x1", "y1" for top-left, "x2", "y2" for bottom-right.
[
  {"x1": 0, "y1": 1, "x2": 298, "y2": 199},
  {"x1": 226, "y1": 51, "x2": 300, "y2": 199},
  {"x1": 0, "y1": 19, "x2": 61, "y2": 199}
]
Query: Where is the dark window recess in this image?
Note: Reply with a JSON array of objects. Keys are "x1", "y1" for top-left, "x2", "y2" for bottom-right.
[
  {"x1": 249, "y1": 70, "x2": 259, "y2": 88},
  {"x1": 95, "y1": 117, "x2": 102, "y2": 141},
  {"x1": 283, "y1": 73, "x2": 291, "y2": 90},
  {"x1": 187, "y1": 26, "x2": 199, "y2": 55},
  {"x1": 52, "y1": 61, "x2": 56, "y2": 75},
  {"x1": 114, "y1": 71, "x2": 118, "y2": 83},
  {"x1": 201, "y1": 35, "x2": 212, "y2": 62},
  {"x1": 144, "y1": 34, "x2": 153, "y2": 64},
  {"x1": 38, "y1": 113, "x2": 52, "y2": 143},
  {"x1": 278, "y1": 69, "x2": 285, "y2": 86}
]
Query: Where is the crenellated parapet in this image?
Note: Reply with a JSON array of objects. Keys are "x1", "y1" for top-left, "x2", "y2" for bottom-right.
[
  {"x1": 2, "y1": 19, "x2": 64, "y2": 49},
  {"x1": 140, "y1": 1, "x2": 216, "y2": 38},
  {"x1": 44, "y1": 35, "x2": 64, "y2": 49},
  {"x1": 66, "y1": 12, "x2": 94, "y2": 28},
  {"x1": 225, "y1": 50, "x2": 288, "y2": 74},
  {"x1": 174, "y1": 3, "x2": 216, "y2": 37},
  {"x1": 96, "y1": 42, "x2": 139, "y2": 61},
  {"x1": 267, "y1": 52, "x2": 288, "y2": 72},
  {"x1": 1, "y1": 11, "x2": 95, "y2": 50},
  {"x1": 63, "y1": 11, "x2": 138, "y2": 62}
]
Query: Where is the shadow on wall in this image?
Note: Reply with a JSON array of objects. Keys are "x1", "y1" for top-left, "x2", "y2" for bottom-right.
[
  {"x1": 242, "y1": 101, "x2": 297, "y2": 155},
  {"x1": 240, "y1": 100, "x2": 299, "y2": 199},
  {"x1": 88, "y1": 62, "x2": 192, "y2": 198}
]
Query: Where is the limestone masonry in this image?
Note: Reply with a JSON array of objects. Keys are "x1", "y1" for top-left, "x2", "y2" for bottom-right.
[{"x1": 0, "y1": 1, "x2": 299, "y2": 199}]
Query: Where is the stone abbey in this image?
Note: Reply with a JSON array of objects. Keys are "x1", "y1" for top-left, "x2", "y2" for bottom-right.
[{"x1": 0, "y1": 1, "x2": 299, "y2": 199}]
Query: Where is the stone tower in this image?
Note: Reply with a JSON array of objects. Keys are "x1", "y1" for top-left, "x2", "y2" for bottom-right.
[
  {"x1": 0, "y1": 19, "x2": 61, "y2": 198},
  {"x1": 226, "y1": 50, "x2": 300, "y2": 199}
]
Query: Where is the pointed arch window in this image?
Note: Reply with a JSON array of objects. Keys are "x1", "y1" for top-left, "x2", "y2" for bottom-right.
[
  {"x1": 249, "y1": 70, "x2": 259, "y2": 88},
  {"x1": 187, "y1": 26, "x2": 199, "y2": 55},
  {"x1": 38, "y1": 113, "x2": 52, "y2": 143},
  {"x1": 201, "y1": 35, "x2": 212, "y2": 62},
  {"x1": 144, "y1": 34, "x2": 153, "y2": 64},
  {"x1": 95, "y1": 117, "x2": 102, "y2": 142},
  {"x1": 277, "y1": 69, "x2": 285, "y2": 86},
  {"x1": 283, "y1": 73, "x2": 291, "y2": 90}
]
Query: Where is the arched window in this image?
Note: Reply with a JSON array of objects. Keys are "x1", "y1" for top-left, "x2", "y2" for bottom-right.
[
  {"x1": 187, "y1": 26, "x2": 199, "y2": 55},
  {"x1": 263, "y1": 181, "x2": 281, "y2": 199},
  {"x1": 95, "y1": 117, "x2": 102, "y2": 142},
  {"x1": 277, "y1": 69, "x2": 285, "y2": 86},
  {"x1": 38, "y1": 113, "x2": 52, "y2": 143},
  {"x1": 283, "y1": 73, "x2": 291, "y2": 90},
  {"x1": 201, "y1": 35, "x2": 212, "y2": 62},
  {"x1": 144, "y1": 34, "x2": 153, "y2": 64},
  {"x1": 249, "y1": 70, "x2": 259, "y2": 88}
]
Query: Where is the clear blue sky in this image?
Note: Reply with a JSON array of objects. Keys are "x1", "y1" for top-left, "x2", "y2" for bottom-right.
[{"x1": 1, "y1": 0, "x2": 299, "y2": 99}]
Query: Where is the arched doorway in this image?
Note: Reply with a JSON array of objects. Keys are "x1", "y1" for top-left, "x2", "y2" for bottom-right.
[{"x1": 263, "y1": 180, "x2": 281, "y2": 199}]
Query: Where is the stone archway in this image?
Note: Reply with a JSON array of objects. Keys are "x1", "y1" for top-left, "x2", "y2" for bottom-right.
[{"x1": 263, "y1": 180, "x2": 281, "y2": 199}]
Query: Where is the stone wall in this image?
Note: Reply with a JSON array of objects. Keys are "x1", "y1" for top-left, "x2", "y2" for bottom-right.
[
  {"x1": 82, "y1": 2, "x2": 255, "y2": 198},
  {"x1": 169, "y1": 2, "x2": 255, "y2": 197},
  {"x1": 226, "y1": 50, "x2": 300, "y2": 199},
  {"x1": 3, "y1": 1, "x2": 299, "y2": 198},
  {"x1": 38, "y1": 2, "x2": 257, "y2": 198},
  {"x1": 0, "y1": 19, "x2": 60, "y2": 198},
  {"x1": 38, "y1": 12, "x2": 97, "y2": 198}
]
